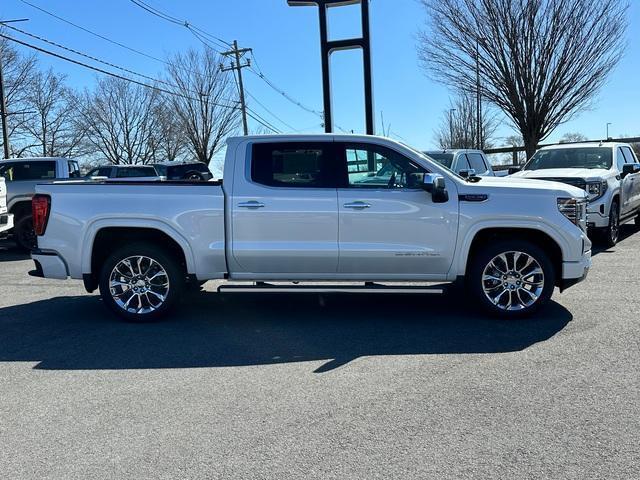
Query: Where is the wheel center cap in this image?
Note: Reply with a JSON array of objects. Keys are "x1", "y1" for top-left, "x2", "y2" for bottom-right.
[
  {"x1": 135, "y1": 280, "x2": 146, "y2": 287},
  {"x1": 506, "y1": 275, "x2": 519, "y2": 287}
]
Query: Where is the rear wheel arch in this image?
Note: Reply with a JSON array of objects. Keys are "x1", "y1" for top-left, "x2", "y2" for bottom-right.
[
  {"x1": 465, "y1": 228, "x2": 563, "y2": 286},
  {"x1": 86, "y1": 227, "x2": 191, "y2": 292},
  {"x1": 9, "y1": 200, "x2": 32, "y2": 221}
]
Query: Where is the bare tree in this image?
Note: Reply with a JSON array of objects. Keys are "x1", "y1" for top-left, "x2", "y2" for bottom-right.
[
  {"x1": 80, "y1": 77, "x2": 162, "y2": 164},
  {"x1": 419, "y1": 0, "x2": 628, "y2": 158},
  {"x1": 0, "y1": 34, "x2": 38, "y2": 156},
  {"x1": 165, "y1": 47, "x2": 239, "y2": 164},
  {"x1": 435, "y1": 90, "x2": 498, "y2": 149},
  {"x1": 21, "y1": 69, "x2": 86, "y2": 157},
  {"x1": 559, "y1": 132, "x2": 588, "y2": 144},
  {"x1": 148, "y1": 99, "x2": 187, "y2": 162}
]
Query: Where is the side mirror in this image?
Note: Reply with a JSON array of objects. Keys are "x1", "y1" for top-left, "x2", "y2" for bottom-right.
[
  {"x1": 423, "y1": 173, "x2": 449, "y2": 203},
  {"x1": 459, "y1": 168, "x2": 476, "y2": 178},
  {"x1": 508, "y1": 166, "x2": 522, "y2": 175},
  {"x1": 621, "y1": 163, "x2": 640, "y2": 178}
]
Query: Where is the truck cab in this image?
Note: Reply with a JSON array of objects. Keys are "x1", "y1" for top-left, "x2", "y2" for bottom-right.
[
  {"x1": 0, "y1": 177, "x2": 13, "y2": 237},
  {"x1": 0, "y1": 157, "x2": 80, "y2": 249}
]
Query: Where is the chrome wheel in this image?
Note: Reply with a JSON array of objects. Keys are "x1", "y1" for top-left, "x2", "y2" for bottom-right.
[
  {"x1": 109, "y1": 256, "x2": 170, "y2": 314},
  {"x1": 609, "y1": 208, "x2": 619, "y2": 244},
  {"x1": 481, "y1": 251, "x2": 544, "y2": 311}
]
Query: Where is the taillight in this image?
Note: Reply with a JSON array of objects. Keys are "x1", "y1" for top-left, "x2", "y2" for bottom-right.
[{"x1": 32, "y1": 194, "x2": 51, "y2": 236}]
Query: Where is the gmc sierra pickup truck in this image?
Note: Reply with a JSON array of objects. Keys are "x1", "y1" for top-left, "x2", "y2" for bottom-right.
[
  {"x1": 30, "y1": 135, "x2": 591, "y2": 321},
  {"x1": 0, "y1": 157, "x2": 81, "y2": 249},
  {"x1": 510, "y1": 142, "x2": 640, "y2": 246}
]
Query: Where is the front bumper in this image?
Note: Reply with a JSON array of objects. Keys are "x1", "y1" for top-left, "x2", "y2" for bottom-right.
[
  {"x1": 560, "y1": 249, "x2": 591, "y2": 292},
  {"x1": 587, "y1": 199, "x2": 610, "y2": 229},
  {"x1": 0, "y1": 213, "x2": 13, "y2": 236},
  {"x1": 30, "y1": 249, "x2": 69, "y2": 280}
]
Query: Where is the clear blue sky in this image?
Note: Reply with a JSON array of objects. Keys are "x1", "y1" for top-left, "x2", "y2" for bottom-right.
[{"x1": 2, "y1": 0, "x2": 639, "y2": 151}]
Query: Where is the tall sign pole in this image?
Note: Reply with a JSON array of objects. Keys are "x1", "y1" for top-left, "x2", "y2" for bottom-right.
[{"x1": 288, "y1": 0, "x2": 375, "y2": 135}]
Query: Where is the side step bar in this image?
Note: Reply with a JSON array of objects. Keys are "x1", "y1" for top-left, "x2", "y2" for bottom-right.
[{"x1": 217, "y1": 282, "x2": 444, "y2": 294}]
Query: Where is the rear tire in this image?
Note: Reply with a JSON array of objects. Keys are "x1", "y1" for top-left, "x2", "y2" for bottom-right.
[
  {"x1": 14, "y1": 214, "x2": 36, "y2": 251},
  {"x1": 468, "y1": 240, "x2": 555, "y2": 319},
  {"x1": 98, "y1": 243, "x2": 184, "y2": 322}
]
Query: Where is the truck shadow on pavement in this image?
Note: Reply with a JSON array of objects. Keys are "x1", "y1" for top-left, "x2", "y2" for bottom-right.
[{"x1": 0, "y1": 290, "x2": 572, "y2": 373}]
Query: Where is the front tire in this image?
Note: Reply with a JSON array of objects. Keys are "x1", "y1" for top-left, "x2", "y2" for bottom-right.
[
  {"x1": 98, "y1": 243, "x2": 184, "y2": 322},
  {"x1": 601, "y1": 200, "x2": 620, "y2": 247},
  {"x1": 469, "y1": 240, "x2": 555, "y2": 318}
]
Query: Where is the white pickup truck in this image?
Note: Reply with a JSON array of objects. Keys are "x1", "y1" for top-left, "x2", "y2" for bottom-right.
[
  {"x1": 510, "y1": 142, "x2": 640, "y2": 246},
  {"x1": 0, "y1": 157, "x2": 81, "y2": 249},
  {"x1": 30, "y1": 135, "x2": 592, "y2": 321}
]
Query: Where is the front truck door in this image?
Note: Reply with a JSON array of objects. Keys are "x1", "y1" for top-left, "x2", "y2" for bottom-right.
[
  {"x1": 336, "y1": 142, "x2": 459, "y2": 278},
  {"x1": 617, "y1": 147, "x2": 636, "y2": 216},
  {"x1": 230, "y1": 141, "x2": 340, "y2": 275},
  {"x1": 621, "y1": 146, "x2": 640, "y2": 212}
]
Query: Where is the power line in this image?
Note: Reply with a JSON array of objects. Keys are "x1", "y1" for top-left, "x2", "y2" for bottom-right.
[
  {"x1": 2, "y1": 23, "x2": 204, "y2": 96},
  {"x1": 246, "y1": 108, "x2": 281, "y2": 134},
  {"x1": 18, "y1": 0, "x2": 169, "y2": 66},
  {"x1": 0, "y1": 33, "x2": 239, "y2": 109},
  {"x1": 245, "y1": 89, "x2": 299, "y2": 132},
  {"x1": 129, "y1": 0, "x2": 231, "y2": 52}
]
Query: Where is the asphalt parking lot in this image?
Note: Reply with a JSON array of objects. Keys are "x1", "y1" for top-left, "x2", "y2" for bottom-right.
[{"x1": 0, "y1": 229, "x2": 639, "y2": 480}]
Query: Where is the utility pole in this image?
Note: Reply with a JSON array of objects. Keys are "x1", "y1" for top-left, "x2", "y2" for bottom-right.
[
  {"x1": 475, "y1": 41, "x2": 482, "y2": 150},
  {"x1": 0, "y1": 18, "x2": 29, "y2": 159},
  {"x1": 221, "y1": 40, "x2": 252, "y2": 136},
  {"x1": 0, "y1": 55, "x2": 9, "y2": 159}
]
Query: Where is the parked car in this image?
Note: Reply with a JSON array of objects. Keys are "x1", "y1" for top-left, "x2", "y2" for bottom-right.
[
  {"x1": 152, "y1": 161, "x2": 213, "y2": 181},
  {"x1": 0, "y1": 177, "x2": 13, "y2": 238},
  {"x1": 510, "y1": 142, "x2": 640, "y2": 246},
  {"x1": 424, "y1": 149, "x2": 496, "y2": 177},
  {"x1": 0, "y1": 157, "x2": 80, "y2": 250},
  {"x1": 85, "y1": 164, "x2": 162, "y2": 181},
  {"x1": 30, "y1": 135, "x2": 591, "y2": 322}
]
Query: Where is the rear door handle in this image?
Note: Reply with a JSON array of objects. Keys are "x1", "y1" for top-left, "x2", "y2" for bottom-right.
[
  {"x1": 238, "y1": 201, "x2": 265, "y2": 209},
  {"x1": 343, "y1": 201, "x2": 371, "y2": 209}
]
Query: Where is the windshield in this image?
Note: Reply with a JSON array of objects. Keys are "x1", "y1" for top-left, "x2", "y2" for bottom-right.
[
  {"x1": 525, "y1": 147, "x2": 612, "y2": 170},
  {"x1": 425, "y1": 153, "x2": 454, "y2": 169}
]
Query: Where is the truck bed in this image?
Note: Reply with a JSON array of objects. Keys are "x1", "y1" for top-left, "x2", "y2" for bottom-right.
[{"x1": 35, "y1": 181, "x2": 227, "y2": 281}]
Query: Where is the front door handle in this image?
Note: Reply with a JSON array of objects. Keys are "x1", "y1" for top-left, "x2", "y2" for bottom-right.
[
  {"x1": 238, "y1": 201, "x2": 265, "y2": 209},
  {"x1": 343, "y1": 201, "x2": 371, "y2": 209}
]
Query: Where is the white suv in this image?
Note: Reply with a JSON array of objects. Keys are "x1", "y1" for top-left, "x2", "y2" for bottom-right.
[{"x1": 511, "y1": 142, "x2": 640, "y2": 246}]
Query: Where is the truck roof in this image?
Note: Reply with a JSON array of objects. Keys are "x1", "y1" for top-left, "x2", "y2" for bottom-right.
[
  {"x1": 228, "y1": 133, "x2": 406, "y2": 144},
  {"x1": 539, "y1": 141, "x2": 631, "y2": 151}
]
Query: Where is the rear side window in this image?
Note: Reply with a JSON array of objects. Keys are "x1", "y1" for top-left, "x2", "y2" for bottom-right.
[
  {"x1": 466, "y1": 153, "x2": 488, "y2": 174},
  {"x1": 0, "y1": 161, "x2": 56, "y2": 181},
  {"x1": 251, "y1": 142, "x2": 335, "y2": 188},
  {"x1": 455, "y1": 154, "x2": 472, "y2": 173},
  {"x1": 116, "y1": 167, "x2": 157, "y2": 178}
]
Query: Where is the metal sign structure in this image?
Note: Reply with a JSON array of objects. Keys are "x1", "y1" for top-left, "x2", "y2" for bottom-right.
[{"x1": 288, "y1": 0, "x2": 375, "y2": 135}]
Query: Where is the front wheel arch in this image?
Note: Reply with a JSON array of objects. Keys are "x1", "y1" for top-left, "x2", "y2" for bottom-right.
[{"x1": 465, "y1": 228, "x2": 563, "y2": 287}]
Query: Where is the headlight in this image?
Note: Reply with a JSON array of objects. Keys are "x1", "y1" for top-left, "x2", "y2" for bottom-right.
[
  {"x1": 558, "y1": 197, "x2": 587, "y2": 230},
  {"x1": 586, "y1": 181, "x2": 607, "y2": 201}
]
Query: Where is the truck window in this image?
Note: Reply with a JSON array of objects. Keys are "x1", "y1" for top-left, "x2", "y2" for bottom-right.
[
  {"x1": 616, "y1": 148, "x2": 626, "y2": 171},
  {"x1": 456, "y1": 154, "x2": 472, "y2": 173},
  {"x1": 340, "y1": 143, "x2": 425, "y2": 189},
  {"x1": 116, "y1": 166, "x2": 157, "y2": 178},
  {"x1": 68, "y1": 161, "x2": 81, "y2": 178},
  {"x1": 621, "y1": 146, "x2": 638, "y2": 164},
  {"x1": 0, "y1": 161, "x2": 56, "y2": 181},
  {"x1": 251, "y1": 142, "x2": 335, "y2": 188},
  {"x1": 466, "y1": 153, "x2": 488, "y2": 174}
]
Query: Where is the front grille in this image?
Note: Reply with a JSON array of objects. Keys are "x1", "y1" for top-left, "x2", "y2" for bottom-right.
[{"x1": 539, "y1": 177, "x2": 587, "y2": 191}]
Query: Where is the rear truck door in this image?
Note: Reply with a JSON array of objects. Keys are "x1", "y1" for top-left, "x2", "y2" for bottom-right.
[
  {"x1": 230, "y1": 141, "x2": 340, "y2": 275},
  {"x1": 335, "y1": 141, "x2": 459, "y2": 277}
]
